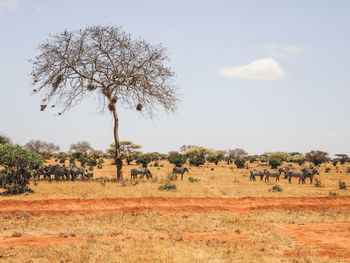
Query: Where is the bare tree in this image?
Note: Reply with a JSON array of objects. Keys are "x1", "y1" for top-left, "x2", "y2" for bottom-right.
[
  {"x1": 24, "y1": 139, "x2": 60, "y2": 158},
  {"x1": 69, "y1": 141, "x2": 93, "y2": 153},
  {"x1": 31, "y1": 26, "x2": 178, "y2": 180}
]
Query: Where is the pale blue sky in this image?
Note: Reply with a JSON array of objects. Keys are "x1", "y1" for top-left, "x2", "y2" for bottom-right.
[{"x1": 0, "y1": 0, "x2": 349, "y2": 155}]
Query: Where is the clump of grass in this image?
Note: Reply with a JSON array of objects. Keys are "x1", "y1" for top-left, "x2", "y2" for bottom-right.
[
  {"x1": 268, "y1": 185, "x2": 283, "y2": 192},
  {"x1": 314, "y1": 179, "x2": 324, "y2": 188},
  {"x1": 188, "y1": 177, "x2": 200, "y2": 183},
  {"x1": 325, "y1": 167, "x2": 331, "y2": 173},
  {"x1": 339, "y1": 181, "x2": 347, "y2": 190},
  {"x1": 346, "y1": 167, "x2": 350, "y2": 173},
  {"x1": 329, "y1": 191, "x2": 337, "y2": 196},
  {"x1": 158, "y1": 183, "x2": 176, "y2": 191},
  {"x1": 167, "y1": 173, "x2": 177, "y2": 181},
  {"x1": 160, "y1": 164, "x2": 164, "y2": 167},
  {"x1": 211, "y1": 168, "x2": 214, "y2": 171}
]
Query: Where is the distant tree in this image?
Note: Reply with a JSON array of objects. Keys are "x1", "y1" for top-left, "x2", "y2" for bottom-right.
[
  {"x1": 225, "y1": 148, "x2": 248, "y2": 164},
  {"x1": 136, "y1": 154, "x2": 152, "y2": 168},
  {"x1": 24, "y1": 140, "x2": 60, "y2": 159},
  {"x1": 107, "y1": 141, "x2": 141, "y2": 165},
  {"x1": 305, "y1": 150, "x2": 330, "y2": 166},
  {"x1": 335, "y1": 154, "x2": 349, "y2": 165},
  {"x1": 287, "y1": 154, "x2": 306, "y2": 166},
  {"x1": 179, "y1": 145, "x2": 198, "y2": 153},
  {"x1": 0, "y1": 134, "x2": 11, "y2": 145},
  {"x1": 185, "y1": 147, "x2": 213, "y2": 159},
  {"x1": 234, "y1": 159, "x2": 246, "y2": 169},
  {"x1": 168, "y1": 153, "x2": 187, "y2": 167},
  {"x1": 267, "y1": 152, "x2": 289, "y2": 162},
  {"x1": 69, "y1": 141, "x2": 93, "y2": 153},
  {"x1": 31, "y1": 25, "x2": 179, "y2": 180},
  {"x1": 207, "y1": 151, "x2": 225, "y2": 165},
  {"x1": 269, "y1": 157, "x2": 283, "y2": 169}
]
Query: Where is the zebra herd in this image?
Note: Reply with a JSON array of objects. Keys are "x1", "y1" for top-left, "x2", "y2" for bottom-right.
[
  {"x1": 250, "y1": 168, "x2": 319, "y2": 184},
  {"x1": 130, "y1": 167, "x2": 189, "y2": 180},
  {"x1": 34, "y1": 165, "x2": 89, "y2": 182}
]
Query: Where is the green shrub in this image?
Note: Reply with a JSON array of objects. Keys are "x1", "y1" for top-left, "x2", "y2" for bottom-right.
[
  {"x1": 325, "y1": 167, "x2": 331, "y2": 173},
  {"x1": 211, "y1": 168, "x2": 214, "y2": 171},
  {"x1": 234, "y1": 159, "x2": 245, "y2": 169},
  {"x1": 332, "y1": 160, "x2": 338, "y2": 167},
  {"x1": 158, "y1": 183, "x2": 176, "y2": 191},
  {"x1": 268, "y1": 158, "x2": 282, "y2": 169},
  {"x1": 154, "y1": 161, "x2": 159, "y2": 167},
  {"x1": 188, "y1": 177, "x2": 200, "y2": 183},
  {"x1": 136, "y1": 154, "x2": 152, "y2": 167},
  {"x1": 189, "y1": 157, "x2": 205, "y2": 166},
  {"x1": 59, "y1": 158, "x2": 66, "y2": 164},
  {"x1": 0, "y1": 144, "x2": 44, "y2": 194},
  {"x1": 160, "y1": 164, "x2": 164, "y2": 167},
  {"x1": 87, "y1": 157, "x2": 97, "y2": 167},
  {"x1": 168, "y1": 153, "x2": 187, "y2": 167},
  {"x1": 88, "y1": 166, "x2": 94, "y2": 171},
  {"x1": 269, "y1": 184, "x2": 283, "y2": 192},
  {"x1": 339, "y1": 181, "x2": 347, "y2": 190}
]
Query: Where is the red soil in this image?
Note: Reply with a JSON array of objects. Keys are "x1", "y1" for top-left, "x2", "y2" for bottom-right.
[
  {"x1": 284, "y1": 223, "x2": 350, "y2": 259},
  {"x1": 0, "y1": 196, "x2": 349, "y2": 216}
]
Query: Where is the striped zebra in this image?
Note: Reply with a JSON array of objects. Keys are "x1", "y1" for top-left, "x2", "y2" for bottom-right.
[
  {"x1": 302, "y1": 168, "x2": 319, "y2": 184},
  {"x1": 131, "y1": 167, "x2": 152, "y2": 180},
  {"x1": 172, "y1": 167, "x2": 189, "y2": 180},
  {"x1": 264, "y1": 168, "x2": 286, "y2": 183},
  {"x1": 249, "y1": 169, "x2": 265, "y2": 181},
  {"x1": 286, "y1": 169, "x2": 309, "y2": 184}
]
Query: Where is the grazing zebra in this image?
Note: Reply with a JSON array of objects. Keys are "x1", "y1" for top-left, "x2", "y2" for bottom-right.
[
  {"x1": 286, "y1": 169, "x2": 309, "y2": 184},
  {"x1": 302, "y1": 168, "x2": 319, "y2": 184},
  {"x1": 264, "y1": 168, "x2": 286, "y2": 183},
  {"x1": 249, "y1": 169, "x2": 265, "y2": 181},
  {"x1": 172, "y1": 167, "x2": 189, "y2": 180},
  {"x1": 131, "y1": 167, "x2": 152, "y2": 179}
]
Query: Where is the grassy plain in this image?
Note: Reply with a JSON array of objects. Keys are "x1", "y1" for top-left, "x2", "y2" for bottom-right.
[{"x1": 0, "y1": 160, "x2": 349, "y2": 262}]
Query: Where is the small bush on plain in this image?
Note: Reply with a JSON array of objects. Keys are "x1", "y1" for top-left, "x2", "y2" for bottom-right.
[{"x1": 158, "y1": 183, "x2": 176, "y2": 191}]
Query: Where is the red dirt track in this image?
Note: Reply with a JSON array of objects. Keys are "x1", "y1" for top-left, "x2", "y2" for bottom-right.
[{"x1": 0, "y1": 196, "x2": 350, "y2": 216}]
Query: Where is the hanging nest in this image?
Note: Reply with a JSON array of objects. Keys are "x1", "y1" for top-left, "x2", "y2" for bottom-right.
[
  {"x1": 40, "y1": 105, "x2": 47, "y2": 111},
  {"x1": 136, "y1": 103, "x2": 143, "y2": 111},
  {"x1": 52, "y1": 74, "x2": 64, "y2": 88},
  {"x1": 58, "y1": 112, "x2": 62, "y2": 116},
  {"x1": 42, "y1": 98, "x2": 47, "y2": 102},
  {"x1": 108, "y1": 103, "x2": 114, "y2": 112},
  {"x1": 86, "y1": 83, "x2": 96, "y2": 91},
  {"x1": 51, "y1": 105, "x2": 55, "y2": 108},
  {"x1": 32, "y1": 89, "x2": 37, "y2": 93}
]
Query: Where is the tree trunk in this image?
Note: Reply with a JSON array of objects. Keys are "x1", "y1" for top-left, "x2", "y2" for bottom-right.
[{"x1": 111, "y1": 105, "x2": 123, "y2": 181}]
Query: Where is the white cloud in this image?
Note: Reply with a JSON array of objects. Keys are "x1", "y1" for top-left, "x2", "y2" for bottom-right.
[
  {"x1": 219, "y1": 58, "x2": 285, "y2": 80},
  {"x1": 0, "y1": 0, "x2": 18, "y2": 12},
  {"x1": 264, "y1": 44, "x2": 307, "y2": 58}
]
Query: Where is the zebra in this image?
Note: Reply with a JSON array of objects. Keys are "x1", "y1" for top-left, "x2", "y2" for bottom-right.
[
  {"x1": 302, "y1": 168, "x2": 319, "y2": 184},
  {"x1": 286, "y1": 169, "x2": 309, "y2": 184},
  {"x1": 264, "y1": 168, "x2": 286, "y2": 183},
  {"x1": 249, "y1": 169, "x2": 265, "y2": 181},
  {"x1": 172, "y1": 167, "x2": 189, "y2": 180},
  {"x1": 131, "y1": 167, "x2": 152, "y2": 180},
  {"x1": 69, "y1": 166, "x2": 85, "y2": 181}
]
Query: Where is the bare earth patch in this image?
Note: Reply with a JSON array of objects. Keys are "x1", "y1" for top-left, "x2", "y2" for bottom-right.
[{"x1": 284, "y1": 222, "x2": 350, "y2": 259}]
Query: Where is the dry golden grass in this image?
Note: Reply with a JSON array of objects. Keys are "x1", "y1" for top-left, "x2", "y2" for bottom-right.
[
  {"x1": 0, "y1": 160, "x2": 349, "y2": 262},
  {"x1": 0, "y1": 160, "x2": 349, "y2": 200}
]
